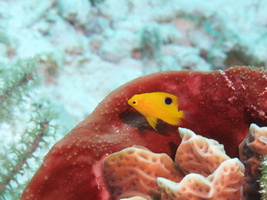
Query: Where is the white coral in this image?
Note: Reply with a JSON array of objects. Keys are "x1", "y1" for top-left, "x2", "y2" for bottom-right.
[
  {"x1": 175, "y1": 127, "x2": 230, "y2": 176},
  {"x1": 120, "y1": 196, "x2": 148, "y2": 200},
  {"x1": 104, "y1": 127, "x2": 246, "y2": 200},
  {"x1": 247, "y1": 123, "x2": 267, "y2": 155},
  {"x1": 103, "y1": 146, "x2": 183, "y2": 200},
  {"x1": 157, "y1": 159, "x2": 244, "y2": 200}
]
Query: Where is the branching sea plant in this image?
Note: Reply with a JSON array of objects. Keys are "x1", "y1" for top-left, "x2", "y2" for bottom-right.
[
  {"x1": 0, "y1": 59, "x2": 39, "y2": 122},
  {"x1": 261, "y1": 155, "x2": 267, "y2": 200},
  {"x1": 0, "y1": 58, "x2": 59, "y2": 199}
]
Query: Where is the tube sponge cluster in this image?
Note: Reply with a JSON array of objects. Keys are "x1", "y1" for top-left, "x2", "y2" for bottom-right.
[{"x1": 103, "y1": 128, "x2": 245, "y2": 200}]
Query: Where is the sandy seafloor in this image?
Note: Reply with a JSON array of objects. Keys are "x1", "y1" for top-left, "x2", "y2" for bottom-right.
[{"x1": 1, "y1": 0, "x2": 267, "y2": 199}]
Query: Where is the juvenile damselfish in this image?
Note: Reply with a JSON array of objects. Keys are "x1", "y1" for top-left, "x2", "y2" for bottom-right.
[{"x1": 127, "y1": 92, "x2": 184, "y2": 130}]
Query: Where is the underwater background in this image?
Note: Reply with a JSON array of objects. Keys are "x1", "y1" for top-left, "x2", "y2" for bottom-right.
[{"x1": 1, "y1": 0, "x2": 267, "y2": 199}]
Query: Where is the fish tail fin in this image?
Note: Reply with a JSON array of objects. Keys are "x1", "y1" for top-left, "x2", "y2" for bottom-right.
[
  {"x1": 146, "y1": 117, "x2": 158, "y2": 130},
  {"x1": 163, "y1": 111, "x2": 184, "y2": 125}
]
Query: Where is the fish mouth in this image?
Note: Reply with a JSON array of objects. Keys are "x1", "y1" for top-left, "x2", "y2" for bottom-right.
[{"x1": 127, "y1": 97, "x2": 137, "y2": 107}]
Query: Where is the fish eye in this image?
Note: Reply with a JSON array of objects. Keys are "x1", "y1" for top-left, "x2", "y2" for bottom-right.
[
  {"x1": 164, "y1": 97, "x2": 172, "y2": 105},
  {"x1": 132, "y1": 101, "x2": 136, "y2": 104}
]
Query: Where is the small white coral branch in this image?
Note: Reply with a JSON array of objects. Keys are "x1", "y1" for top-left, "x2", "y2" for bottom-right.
[{"x1": 120, "y1": 196, "x2": 148, "y2": 200}]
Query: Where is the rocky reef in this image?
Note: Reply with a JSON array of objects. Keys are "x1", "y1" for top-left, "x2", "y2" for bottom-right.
[{"x1": 20, "y1": 66, "x2": 267, "y2": 199}]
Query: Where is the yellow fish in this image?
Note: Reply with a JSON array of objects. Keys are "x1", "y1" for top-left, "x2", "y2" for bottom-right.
[{"x1": 127, "y1": 92, "x2": 184, "y2": 130}]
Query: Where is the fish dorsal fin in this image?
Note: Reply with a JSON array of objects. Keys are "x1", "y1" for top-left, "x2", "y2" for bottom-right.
[{"x1": 146, "y1": 117, "x2": 158, "y2": 130}]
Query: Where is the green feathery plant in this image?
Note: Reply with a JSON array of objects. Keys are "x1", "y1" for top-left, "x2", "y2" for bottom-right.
[
  {"x1": 0, "y1": 58, "x2": 59, "y2": 199},
  {"x1": 261, "y1": 155, "x2": 267, "y2": 200},
  {"x1": 0, "y1": 59, "x2": 39, "y2": 122}
]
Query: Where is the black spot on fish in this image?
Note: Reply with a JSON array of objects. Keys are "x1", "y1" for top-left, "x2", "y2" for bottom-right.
[{"x1": 164, "y1": 97, "x2": 173, "y2": 105}]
